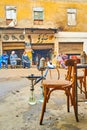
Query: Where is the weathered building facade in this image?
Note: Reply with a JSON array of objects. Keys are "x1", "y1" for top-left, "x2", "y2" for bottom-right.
[{"x1": 0, "y1": 0, "x2": 87, "y2": 64}]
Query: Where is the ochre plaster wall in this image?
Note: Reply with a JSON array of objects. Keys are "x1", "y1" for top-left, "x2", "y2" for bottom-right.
[{"x1": 0, "y1": 0, "x2": 87, "y2": 31}]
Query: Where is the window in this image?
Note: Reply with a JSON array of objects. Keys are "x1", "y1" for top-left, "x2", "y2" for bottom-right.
[
  {"x1": 67, "y1": 8, "x2": 76, "y2": 26},
  {"x1": 5, "y1": 6, "x2": 17, "y2": 26},
  {"x1": 33, "y1": 7, "x2": 44, "y2": 25}
]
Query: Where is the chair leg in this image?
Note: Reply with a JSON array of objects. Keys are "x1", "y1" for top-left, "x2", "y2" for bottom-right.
[
  {"x1": 66, "y1": 87, "x2": 74, "y2": 112},
  {"x1": 67, "y1": 94, "x2": 70, "y2": 112},
  {"x1": 83, "y1": 79, "x2": 87, "y2": 99},
  {"x1": 73, "y1": 101, "x2": 79, "y2": 122},
  {"x1": 72, "y1": 91, "x2": 79, "y2": 122},
  {"x1": 46, "y1": 88, "x2": 50, "y2": 103},
  {"x1": 40, "y1": 87, "x2": 47, "y2": 125},
  {"x1": 79, "y1": 79, "x2": 83, "y2": 94},
  {"x1": 66, "y1": 88, "x2": 71, "y2": 112}
]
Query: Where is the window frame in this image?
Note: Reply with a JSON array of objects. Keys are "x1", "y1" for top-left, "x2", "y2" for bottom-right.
[
  {"x1": 33, "y1": 7, "x2": 44, "y2": 25},
  {"x1": 5, "y1": 6, "x2": 17, "y2": 20},
  {"x1": 67, "y1": 8, "x2": 77, "y2": 26}
]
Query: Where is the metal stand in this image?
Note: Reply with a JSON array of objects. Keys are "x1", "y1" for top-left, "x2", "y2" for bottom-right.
[{"x1": 38, "y1": 68, "x2": 46, "y2": 103}]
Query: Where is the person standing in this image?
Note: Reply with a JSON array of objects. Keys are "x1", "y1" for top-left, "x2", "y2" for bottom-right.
[
  {"x1": 10, "y1": 51, "x2": 18, "y2": 68},
  {"x1": 2, "y1": 51, "x2": 9, "y2": 68},
  {"x1": 46, "y1": 57, "x2": 55, "y2": 69},
  {"x1": 35, "y1": 53, "x2": 39, "y2": 65},
  {"x1": 57, "y1": 54, "x2": 67, "y2": 69},
  {"x1": 48, "y1": 49, "x2": 53, "y2": 60},
  {"x1": 0, "y1": 54, "x2": 2, "y2": 69},
  {"x1": 22, "y1": 51, "x2": 30, "y2": 68}
]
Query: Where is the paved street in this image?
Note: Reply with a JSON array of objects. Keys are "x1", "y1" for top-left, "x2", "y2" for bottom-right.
[
  {"x1": 0, "y1": 67, "x2": 41, "y2": 99},
  {"x1": 0, "y1": 78, "x2": 29, "y2": 99},
  {"x1": 0, "y1": 67, "x2": 87, "y2": 130}
]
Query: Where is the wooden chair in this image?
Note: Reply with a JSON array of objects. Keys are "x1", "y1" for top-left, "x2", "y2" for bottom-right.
[
  {"x1": 83, "y1": 68, "x2": 87, "y2": 97},
  {"x1": 77, "y1": 68, "x2": 87, "y2": 98},
  {"x1": 71, "y1": 58, "x2": 87, "y2": 98},
  {"x1": 40, "y1": 59, "x2": 77, "y2": 125}
]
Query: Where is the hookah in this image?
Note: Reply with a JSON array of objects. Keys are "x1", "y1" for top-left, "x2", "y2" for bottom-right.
[
  {"x1": 28, "y1": 75, "x2": 36, "y2": 105},
  {"x1": 26, "y1": 74, "x2": 42, "y2": 105},
  {"x1": 24, "y1": 57, "x2": 48, "y2": 105},
  {"x1": 37, "y1": 57, "x2": 46, "y2": 102},
  {"x1": 26, "y1": 71, "x2": 48, "y2": 105}
]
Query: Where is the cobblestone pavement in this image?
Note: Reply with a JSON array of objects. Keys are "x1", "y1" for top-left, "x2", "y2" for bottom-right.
[{"x1": 0, "y1": 67, "x2": 87, "y2": 130}]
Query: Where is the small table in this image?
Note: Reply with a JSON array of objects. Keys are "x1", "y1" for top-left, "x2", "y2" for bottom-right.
[{"x1": 75, "y1": 63, "x2": 87, "y2": 121}]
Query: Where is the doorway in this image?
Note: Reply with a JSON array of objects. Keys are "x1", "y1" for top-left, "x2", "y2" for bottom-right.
[{"x1": 32, "y1": 49, "x2": 51, "y2": 65}]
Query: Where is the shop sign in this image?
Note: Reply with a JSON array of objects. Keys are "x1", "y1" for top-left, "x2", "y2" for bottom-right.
[
  {"x1": 32, "y1": 34, "x2": 54, "y2": 44},
  {"x1": 2, "y1": 34, "x2": 25, "y2": 41}
]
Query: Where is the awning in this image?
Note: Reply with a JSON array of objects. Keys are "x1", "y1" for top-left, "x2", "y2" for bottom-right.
[
  {"x1": 32, "y1": 43, "x2": 54, "y2": 50},
  {"x1": 2, "y1": 42, "x2": 25, "y2": 50}
]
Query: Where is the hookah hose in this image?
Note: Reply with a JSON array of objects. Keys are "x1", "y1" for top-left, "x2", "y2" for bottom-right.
[{"x1": 34, "y1": 69, "x2": 48, "y2": 85}]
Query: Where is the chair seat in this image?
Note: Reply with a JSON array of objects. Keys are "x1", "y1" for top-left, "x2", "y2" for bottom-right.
[{"x1": 43, "y1": 79, "x2": 72, "y2": 89}]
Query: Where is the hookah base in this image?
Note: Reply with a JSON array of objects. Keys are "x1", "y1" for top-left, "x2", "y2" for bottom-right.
[{"x1": 28, "y1": 97, "x2": 37, "y2": 105}]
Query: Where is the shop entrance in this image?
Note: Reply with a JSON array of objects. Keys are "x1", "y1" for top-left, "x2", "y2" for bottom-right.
[
  {"x1": 5, "y1": 49, "x2": 24, "y2": 64},
  {"x1": 32, "y1": 49, "x2": 52, "y2": 65},
  {"x1": 2, "y1": 42, "x2": 25, "y2": 64},
  {"x1": 32, "y1": 43, "x2": 54, "y2": 65}
]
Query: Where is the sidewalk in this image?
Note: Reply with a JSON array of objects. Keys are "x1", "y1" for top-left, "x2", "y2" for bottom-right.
[{"x1": 0, "y1": 67, "x2": 87, "y2": 130}]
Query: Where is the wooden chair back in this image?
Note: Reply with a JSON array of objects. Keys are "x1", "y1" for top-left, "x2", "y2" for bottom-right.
[
  {"x1": 45, "y1": 67, "x2": 60, "y2": 80},
  {"x1": 65, "y1": 59, "x2": 76, "y2": 98},
  {"x1": 65, "y1": 59, "x2": 76, "y2": 81}
]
